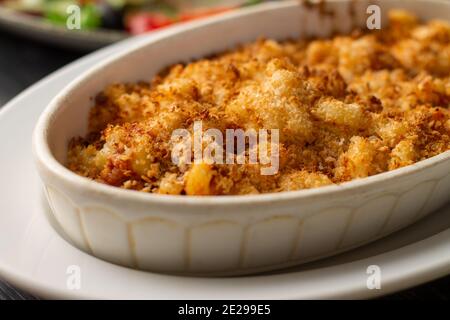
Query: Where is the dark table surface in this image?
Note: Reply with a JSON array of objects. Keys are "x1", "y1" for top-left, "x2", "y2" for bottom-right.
[{"x1": 0, "y1": 30, "x2": 449, "y2": 300}]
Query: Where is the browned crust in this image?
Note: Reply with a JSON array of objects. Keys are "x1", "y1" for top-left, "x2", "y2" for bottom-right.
[{"x1": 67, "y1": 10, "x2": 450, "y2": 195}]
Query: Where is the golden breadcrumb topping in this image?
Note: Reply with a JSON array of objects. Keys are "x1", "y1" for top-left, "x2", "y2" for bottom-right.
[{"x1": 67, "y1": 10, "x2": 450, "y2": 195}]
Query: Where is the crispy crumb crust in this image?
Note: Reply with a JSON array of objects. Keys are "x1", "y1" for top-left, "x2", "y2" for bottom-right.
[{"x1": 67, "y1": 10, "x2": 450, "y2": 195}]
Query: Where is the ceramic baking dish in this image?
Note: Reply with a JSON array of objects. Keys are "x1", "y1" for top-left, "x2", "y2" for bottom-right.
[{"x1": 33, "y1": 0, "x2": 450, "y2": 276}]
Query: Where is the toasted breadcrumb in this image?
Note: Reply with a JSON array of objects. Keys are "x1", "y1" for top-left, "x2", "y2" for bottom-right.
[{"x1": 68, "y1": 10, "x2": 450, "y2": 195}]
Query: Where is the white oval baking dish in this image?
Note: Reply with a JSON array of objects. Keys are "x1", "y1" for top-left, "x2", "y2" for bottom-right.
[{"x1": 33, "y1": 0, "x2": 450, "y2": 276}]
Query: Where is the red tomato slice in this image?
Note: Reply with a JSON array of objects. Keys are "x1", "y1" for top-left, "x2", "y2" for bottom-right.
[
  {"x1": 127, "y1": 12, "x2": 175, "y2": 35},
  {"x1": 127, "y1": 7, "x2": 235, "y2": 35}
]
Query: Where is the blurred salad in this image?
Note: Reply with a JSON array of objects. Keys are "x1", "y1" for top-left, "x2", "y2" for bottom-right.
[{"x1": 0, "y1": 0, "x2": 265, "y2": 34}]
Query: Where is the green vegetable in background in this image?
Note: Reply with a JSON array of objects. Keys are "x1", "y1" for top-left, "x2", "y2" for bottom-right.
[
  {"x1": 44, "y1": 0, "x2": 76, "y2": 25},
  {"x1": 80, "y1": 4, "x2": 102, "y2": 29}
]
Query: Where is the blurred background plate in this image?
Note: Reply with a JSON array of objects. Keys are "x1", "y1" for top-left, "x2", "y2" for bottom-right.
[
  {"x1": 0, "y1": 0, "x2": 263, "y2": 51},
  {"x1": 0, "y1": 6, "x2": 127, "y2": 50}
]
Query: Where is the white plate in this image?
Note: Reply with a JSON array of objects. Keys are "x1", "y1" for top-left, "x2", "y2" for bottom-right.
[{"x1": 0, "y1": 31, "x2": 450, "y2": 300}]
